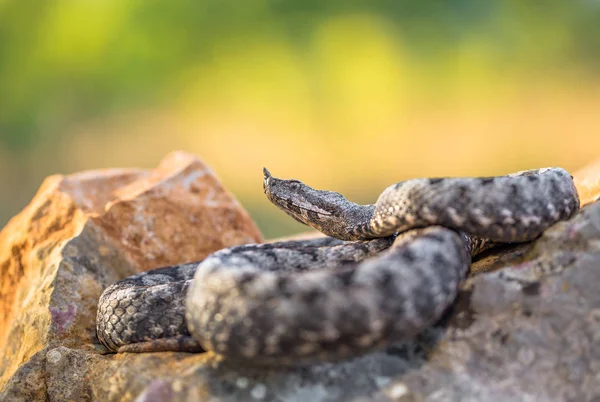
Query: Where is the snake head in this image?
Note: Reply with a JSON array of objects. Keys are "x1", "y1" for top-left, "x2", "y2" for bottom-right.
[{"x1": 262, "y1": 168, "x2": 372, "y2": 240}]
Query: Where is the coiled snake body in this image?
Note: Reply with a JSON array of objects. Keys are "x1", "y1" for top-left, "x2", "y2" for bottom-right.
[{"x1": 96, "y1": 167, "x2": 579, "y2": 365}]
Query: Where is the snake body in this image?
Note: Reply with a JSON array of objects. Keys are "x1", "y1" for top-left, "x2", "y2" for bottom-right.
[{"x1": 96, "y1": 167, "x2": 579, "y2": 364}]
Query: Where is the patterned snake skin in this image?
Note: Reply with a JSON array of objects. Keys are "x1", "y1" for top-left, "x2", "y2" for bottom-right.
[{"x1": 96, "y1": 167, "x2": 580, "y2": 365}]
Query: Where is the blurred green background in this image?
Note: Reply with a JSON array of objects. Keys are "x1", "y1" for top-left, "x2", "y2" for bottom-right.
[{"x1": 1, "y1": 0, "x2": 599, "y2": 239}]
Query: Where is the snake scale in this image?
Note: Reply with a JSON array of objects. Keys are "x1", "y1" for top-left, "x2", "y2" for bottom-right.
[{"x1": 96, "y1": 167, "x2": 580, "y2": 365}]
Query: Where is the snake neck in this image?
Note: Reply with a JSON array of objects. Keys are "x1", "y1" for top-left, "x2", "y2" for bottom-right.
[
  {"x1": 333, "y1": 203, "x2": 377, "y2": 240},
  {"x1": 345, "y1": 204, "x2": 402, "y2": 240}
]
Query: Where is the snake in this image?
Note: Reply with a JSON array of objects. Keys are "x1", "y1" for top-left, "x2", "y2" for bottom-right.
[{"x1": 96, "y1": 167, "x2": 580, "y2": 365}]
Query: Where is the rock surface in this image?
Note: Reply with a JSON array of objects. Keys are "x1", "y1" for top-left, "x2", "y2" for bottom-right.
[
  {"x1": 1, "y1": 157, "x2": 600, "y2": 402},
  {"x1": 0, "y1": 151, "x2": 262, "y2": 394}
]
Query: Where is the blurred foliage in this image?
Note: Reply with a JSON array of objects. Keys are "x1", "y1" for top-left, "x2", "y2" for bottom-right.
[{"x1": 1, "y1": 0, "x2": 600, "y2": 237}]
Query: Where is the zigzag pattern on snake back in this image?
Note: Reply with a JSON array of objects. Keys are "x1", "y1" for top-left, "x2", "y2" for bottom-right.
[{"x1": 96, "y1": 167, "x2": 580, "y2": 365}]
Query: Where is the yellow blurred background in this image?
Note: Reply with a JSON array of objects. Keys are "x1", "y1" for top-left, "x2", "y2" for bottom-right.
[{"x1": 1, "y1": 1, "x2": 599, "y2": 238}]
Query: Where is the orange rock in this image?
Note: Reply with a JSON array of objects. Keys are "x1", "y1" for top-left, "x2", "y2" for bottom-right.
[
  {"x1": 573, "y1": 157, "x2": 600, "y2": 206},
  {"x1": 0, "y1": 151, "x2": 262, "y2": 388}
]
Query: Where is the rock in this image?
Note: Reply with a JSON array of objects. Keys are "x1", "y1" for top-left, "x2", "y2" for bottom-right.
[
  {"x1": 2, "y1": 158, "x2": 600, "y2": 402},
  {"x1": 0, "y1": 151, "x2": 262, "y2": 396},
  {"x1": 369, "y1": 200, "x2": 600, "y2": 402}
]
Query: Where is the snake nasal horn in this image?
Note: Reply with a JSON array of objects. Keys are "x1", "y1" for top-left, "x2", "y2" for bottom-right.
[
  {"x1": 263, "y1": 167, "x2": 271, "y2": 180},
  {"x1": 263, "y1": 168, "x2": 272, "y2": 192}
]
